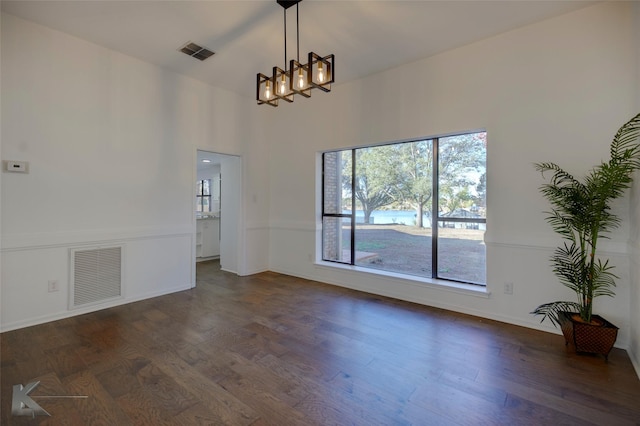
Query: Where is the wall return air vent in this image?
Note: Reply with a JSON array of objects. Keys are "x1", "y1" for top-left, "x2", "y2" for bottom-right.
[
  {"x1": 70, "y1": 246, "x2": 123, "y2": 309},
  {"x1": 179, "y1": 42, "x2": 215, "y2": 61}
]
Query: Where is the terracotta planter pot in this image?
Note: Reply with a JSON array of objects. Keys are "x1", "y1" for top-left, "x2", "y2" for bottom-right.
[{"x1": 558, "y1": 311, "x2": 618, "y2": 360}]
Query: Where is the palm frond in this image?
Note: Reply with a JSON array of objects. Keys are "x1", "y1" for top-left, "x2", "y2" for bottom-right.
[
  {"x1": 610, "y1": 113, "x2": 640, "y2": 167},
  {"x1": 531, "y1": 301, "x2": 581, "y2": 328},
  {"x1": 550, "y1": 243, "x2": 587, "y2": 294},
  {"x1": 544, "y1": 211, "x2": 577, "y2": 241},
  {"x1": 590, "y1": 259, "x2": 617, "y2": 298}
]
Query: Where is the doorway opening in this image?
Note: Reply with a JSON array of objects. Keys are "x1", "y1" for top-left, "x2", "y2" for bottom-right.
[{"x1": 195, "y1": 150, "x2": 242, "y2": 282}]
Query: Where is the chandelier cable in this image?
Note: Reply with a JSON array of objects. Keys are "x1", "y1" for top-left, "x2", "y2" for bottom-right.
[
  {"x1": 283, "y1": 8, "x2": 287, "y2": 68},
  {"x1": 296, "y1": 3, "x2": 300, "y2": 62}
]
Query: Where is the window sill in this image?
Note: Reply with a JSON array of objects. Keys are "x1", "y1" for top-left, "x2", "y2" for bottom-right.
[{"x1": 314, "y1": 261, "x2": 490, "y2": 298}]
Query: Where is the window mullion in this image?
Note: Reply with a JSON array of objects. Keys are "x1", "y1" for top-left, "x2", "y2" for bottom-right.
[
  {"x1": 321, "y1": 154, "x2": 327, "y2": 216},
  {"x1": 432, "y1": 138, "x2": 439, "y2": 279},
  {"x1": 351, "y1": 149, "x2": 356, "y2": 265}
]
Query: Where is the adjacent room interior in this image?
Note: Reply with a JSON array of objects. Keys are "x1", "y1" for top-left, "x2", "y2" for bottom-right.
[{"x1": 1, "y1": 1, "x2": 640, "y2": 424}]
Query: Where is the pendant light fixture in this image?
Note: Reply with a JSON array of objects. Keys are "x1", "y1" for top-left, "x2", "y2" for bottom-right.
[{"x1": 257, "y1": 0, "x2": 334, "y2": 107}]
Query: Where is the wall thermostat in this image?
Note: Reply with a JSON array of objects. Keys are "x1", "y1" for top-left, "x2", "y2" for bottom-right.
[{"x1": 5, "y1": 161, "x2": 29, "y2": 173}]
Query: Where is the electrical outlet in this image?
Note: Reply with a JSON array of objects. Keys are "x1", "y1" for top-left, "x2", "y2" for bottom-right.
[
  {"x1": 504, "y1": 282, "x2": 513, "y2": 295},
  {"x1": 48, "y1": 280, "x2": 59, "y2": 292}
]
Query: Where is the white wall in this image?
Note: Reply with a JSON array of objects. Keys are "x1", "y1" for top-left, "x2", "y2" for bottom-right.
[
  {"x1": 218, "y1": 154, "x2": 242, "y2": 274},
  {"x1": 0, "y1": 13, "x2": 268, "y2": 331},
  {"x1": 266, "y1": 2, "x2": 638, "y2": 349},
  {"x1": 629, "y1": 1, "x2": 640, "y2": 378},
  {"x1": 0, "y1": 13, "x2": 4, "y2": 331},
  {"x1": 241, "y1": 107, "x2": 271, "y2": 275}
]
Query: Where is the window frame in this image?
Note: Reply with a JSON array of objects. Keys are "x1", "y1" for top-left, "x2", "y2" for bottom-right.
[
  {"x1": 321, "y1": 132, "x2": 486, "y2": 286},
  {"x1": 196, "y1": 179, "x2": 212, "y2": 213}
]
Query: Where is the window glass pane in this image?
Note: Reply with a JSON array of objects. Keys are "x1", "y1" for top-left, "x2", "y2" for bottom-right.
[
  {"x1": 355, "y1": 222, "x2": 432, "y2": 278},
  {"x1": 324, "y1": 151, "x2": 352, "y2": 214},
  {"x1": 197, "y1": 181, "x2": 203, "y2": 196},
  {"x1": 395, "y1": 140, "x2": 434, "y2": 228},
  {"x1": 437, "y1": 222, "x2": 486, "y2": 284},
  {"x1": 353, "y1": 145, "x2": 400, "y2": 223},
  {"x1": 352, "y1": 141, "x2": 433, "y2": 278},
  {"x1": 438, "y1": 133, "x2": 486, "y2": 219},
  {"x1": 202, "y1": 179, "x2": 211, "y2": 196},
  {"x1": 322, "y1": 217, "x2": 351, "y2": 263},
  {"x1": 202, "y1": 196, "x2": 211, "y2": 212}
]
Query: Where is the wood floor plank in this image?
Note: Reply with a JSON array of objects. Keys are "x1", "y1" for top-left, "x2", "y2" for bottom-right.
[
  {"x1": 43, "y1": 344, "x2": 88, "y2": 379},
  {"x1": 145, "y1": 347, "x2": 260, "y2": 425},
  {"x1": 293, "y1": 392, "x2": 384, "y2": 426},
  {"x1": 409, "y1": 374, "x2": 511, "y2": 425},
  {"x1": 327, "y1": 371, "x2": 414, "y2": 426},
  {"x1": 500, "y1": 393, "x2": 601, "y2": 426},
  {"x1": 95, "y1": 359, "x2": 149, "y2": 400},
  {"x1": 2, "y1": 259, "x2": 640, "y2": 425},
  {"x1": 63, "y1": 370, "x2": 133, "y2": 426},
  {"x1": 475, "y1": 369, "x2": 636, "y2": 425},
  {"x1": 115, "y1": 386, "x2": 175, "y2": 426},
  {"x1": 216, "y1": 375, "x2": 309, "y2": 426},
  {"x1": 253, "y1": 353, "x2": 325, "y2": 398}
]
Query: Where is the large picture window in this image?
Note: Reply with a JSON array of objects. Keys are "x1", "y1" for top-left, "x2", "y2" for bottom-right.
[{"x1": 322, "y1": 132, "x2": 486, "y2": 285}]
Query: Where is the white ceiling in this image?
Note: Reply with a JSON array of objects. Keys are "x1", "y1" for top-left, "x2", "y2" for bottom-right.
[{"x1": 2, "y1": 0, "x2": 596, "y2": 100}]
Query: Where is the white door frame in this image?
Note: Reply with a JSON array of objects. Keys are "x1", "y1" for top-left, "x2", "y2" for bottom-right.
[{"x1": 192, "y1": 149, "x2": 244, "y2": 286}]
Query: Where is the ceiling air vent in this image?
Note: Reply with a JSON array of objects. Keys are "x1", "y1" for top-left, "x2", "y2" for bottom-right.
[{"x1": 179, "y1": 42, "x2": 215, "y2": 61}]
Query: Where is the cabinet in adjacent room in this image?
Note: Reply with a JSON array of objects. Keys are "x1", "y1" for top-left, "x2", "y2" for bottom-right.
[{"x1": 196, "y1": 218, "x2": 220, "y2": 258}]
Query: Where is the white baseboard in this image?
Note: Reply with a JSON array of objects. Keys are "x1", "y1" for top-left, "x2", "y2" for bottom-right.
[
  {"x1": 0, "y1": 283, "x2": 191, "y2": 333},
  {"x1": 629, "y1": 348, "x2": 640, "y2": 380}
]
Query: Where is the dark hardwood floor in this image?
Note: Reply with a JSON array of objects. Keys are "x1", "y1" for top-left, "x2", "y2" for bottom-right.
[{"x1": 2, "y1": 260, "x2": 640, "y2": 425}]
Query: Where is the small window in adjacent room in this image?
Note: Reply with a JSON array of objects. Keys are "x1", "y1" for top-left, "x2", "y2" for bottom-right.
[
  {"x1": 196, "y1": 179, "x2": 212, "y2": 212},
  {"x1": 322, "y1": 131, "x2": 487, "y2": 286}
]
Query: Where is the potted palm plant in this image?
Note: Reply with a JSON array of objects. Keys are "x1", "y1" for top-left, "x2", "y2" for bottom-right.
[{"x1": 531, "y1": 112, "x2": 640, "y2": 360}]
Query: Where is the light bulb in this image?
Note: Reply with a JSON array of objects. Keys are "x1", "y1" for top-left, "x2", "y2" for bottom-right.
[
  {"x1": 298, "y1": 69, "x2": 305, "y2": 89},
  {"x1": 279, "y1": 74, "x2": 286, "y2": 95},
  {"x1": 265, "y1": 81, "x2": 271, "y2": 99},
  {"x1": 317, "y1": 62, "x2": 324, "y2": 83}
]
